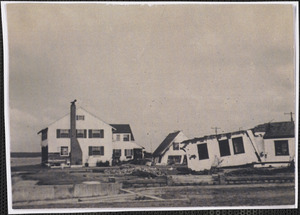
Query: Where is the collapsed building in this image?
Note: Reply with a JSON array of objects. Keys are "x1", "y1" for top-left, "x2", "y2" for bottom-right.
[
  {"x1": 152, "y1": 131, "x2": 189, "y2": 165},
  {"x1": 181, "y1": 121, "x2": 295, "y2": 171}
]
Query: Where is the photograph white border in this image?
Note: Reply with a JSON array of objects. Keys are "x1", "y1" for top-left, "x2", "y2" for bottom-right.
[{"x1": 2, "y1": 1, "x2": 298, "y2": 214}]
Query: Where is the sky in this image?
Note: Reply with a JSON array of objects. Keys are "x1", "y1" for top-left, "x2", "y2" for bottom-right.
[{"x1": 4, "y1": 3, "x2": 296, "y2": 152}]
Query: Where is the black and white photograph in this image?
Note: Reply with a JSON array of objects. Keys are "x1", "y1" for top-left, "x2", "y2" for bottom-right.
[{"x1": 2, "y1": 1, "x2": 298, "y2": 213}]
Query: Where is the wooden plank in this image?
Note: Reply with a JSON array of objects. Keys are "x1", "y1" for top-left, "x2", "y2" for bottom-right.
[
  {"x1": 225, "y1": 175, "x2": 294, "y2": 182},
  {"x1": 78, "y1": 193, "x2": 136, "y2": 203},
  {"x1": 123, "y1": 178, "x2": 167, "y2": 184},
  {"x1": 120, "y1": 188, "x2": 165, "y2": 201}
]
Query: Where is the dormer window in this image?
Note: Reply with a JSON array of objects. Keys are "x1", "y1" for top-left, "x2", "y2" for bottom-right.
[
  {"x1": 123, "y1": 134, "x2": 130, "y2": 141},
  {"x1": 76, "y1": 115, "x2": 85, "y2": 120}
]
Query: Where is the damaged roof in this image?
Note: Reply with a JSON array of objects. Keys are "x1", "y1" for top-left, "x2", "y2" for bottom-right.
[
  {"x1": 110, "y1": 124, "x2": 135, "y2": 141},
  {"x1": 181, "y1": 130, "x2": 247, "y2": 144},
  {"x1": 152, "y1": 131, "x2": 181, "y2": 157},
  {"x1": 253, "y1": 121, "x2": 295, "y2": 139}
]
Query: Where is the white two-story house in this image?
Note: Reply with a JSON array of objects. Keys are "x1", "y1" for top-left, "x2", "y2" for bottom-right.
[{"x1": 38, "y1": 101, "x2": 143, "y2": 167}]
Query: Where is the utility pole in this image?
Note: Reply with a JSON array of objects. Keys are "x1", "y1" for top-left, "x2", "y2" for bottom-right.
[
  {"x1": 211, "y1": 127, "x2": 221, "y2": 135},
  {"x1": 284, "y1": 112, "x2": 294, "y2": 122}
]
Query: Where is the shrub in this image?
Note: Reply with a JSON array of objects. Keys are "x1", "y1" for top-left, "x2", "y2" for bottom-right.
[{"x1": 96, "y1": 160, "x2": 110, "y2": 167}]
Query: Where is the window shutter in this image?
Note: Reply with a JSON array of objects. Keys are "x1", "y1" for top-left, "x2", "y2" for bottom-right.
[
  {"x1": 89, "y1": 129, "x2": 92, "y2": 138},
  {"x1": 56, "y1": 129, "x2": 60, "y2": 138},
  {"x1": 89, "y1": 146, "x2": 92, "y2": 156},
  {"x1": 100, "y1": 146, "x2": 104, "y2": 155},
  {"x1": 84, "y1": 130, "x2": 87, "y2": 138},
  {"x1": 101, "y1": 130, "x2": 104, "y2": 138}
]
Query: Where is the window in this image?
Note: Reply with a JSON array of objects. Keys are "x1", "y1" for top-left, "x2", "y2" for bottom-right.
[
  {"x1": 57, "y1": 129, "x2": 70, "y2": 138},
  {"x1": 76, "y1": 115, "x2": 85, "y2": 120},
  {"x1": 274, "y1": 140, "x2": 289, "y2": 156},
  {"x1": 125, "y1": 149, "x2": 133, "y2": 158},
  {"x1": 113, "y1": 149, "x2": 121, "y2": 157},
  {"x1": 232, "y1": 137, "x2": 245, "y2": 154},
  {"x1": 88, "y1": 129, "x2": 104, "y2": 138},
  {"x1": 123, "y1": 134, "x2": 130, "y2": 141},
  {"x1": 89, "y1": 146, "x2": 104, "y2": 156},
  {"x1": 60, "y1": 146, "x2": 69, "y2": 156},
  {"x1": 167, "y1": 155, "x2": 181, "y2": 164},
  {"x1": 218, "y1": 139, "x2": 231, "y2": 157},
  {"x1": 173, "y1": 142, "x2": 180, "y2": 151},
  {"x1": 197, "y1": 143, "x2": 209, "y2": 160},
  {"x1": 116, "y1": 134, "x2": 120, "y2": 141},
  {"x1": 76, "y1": 129, "x2": 87, "y2": 138}
]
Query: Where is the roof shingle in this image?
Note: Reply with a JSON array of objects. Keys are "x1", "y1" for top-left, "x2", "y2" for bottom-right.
[{"x1": 258, "y1": 121, "x2": 295, "y2": 139}]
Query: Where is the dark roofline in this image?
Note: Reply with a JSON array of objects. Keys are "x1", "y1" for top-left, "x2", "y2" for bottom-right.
[
  {"x1": 263, "y1": 135, "x2": 295, "y2": 139},
  {"x1": 37, "y1": 128, "x2": 48, "y2": 135},
  {"x1": 152, "y1": 131, "x2": 181, "y2": 157},
  {"x1": 37, "y1": 107, "x2": 115, "y2": 134},
  {"x1": 182, "y1": 130, "x2": 247, "y2": 144},
  {"x1": 109, "y1": 124, "x2": 135, "y2": 141}
]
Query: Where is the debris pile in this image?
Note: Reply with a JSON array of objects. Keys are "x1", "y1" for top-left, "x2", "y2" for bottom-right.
[{"x1": 104, "y1": 165, "x2": 166, "y2": 177}]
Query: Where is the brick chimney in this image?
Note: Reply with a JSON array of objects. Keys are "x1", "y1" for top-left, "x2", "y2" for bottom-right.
[{"x1": 70, "y1": 100, "x2": 82, "y2": 165}]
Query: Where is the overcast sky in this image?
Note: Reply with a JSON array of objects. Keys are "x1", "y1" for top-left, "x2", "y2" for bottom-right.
[{"x1": 5, "y1": 3, "x2": 296, "y2": 152}]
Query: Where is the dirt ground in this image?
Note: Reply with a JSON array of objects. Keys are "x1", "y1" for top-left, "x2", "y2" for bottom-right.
[
  {"x1": 10, "y1": 158, "x2": 296, "y2": 209},
  {"x1": 13, "y1": 183, "x2": 295, "y2": 209}
]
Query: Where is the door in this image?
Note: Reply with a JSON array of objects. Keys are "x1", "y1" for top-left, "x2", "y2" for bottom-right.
[
  {"x1": 41, "y1": 146, "x2": 48, "y2": 164},
  {"x1": 133, "y1": 148, "x2": 143, "y2": 160}
]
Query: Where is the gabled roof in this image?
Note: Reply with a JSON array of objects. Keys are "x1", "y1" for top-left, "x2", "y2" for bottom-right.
[
  {"x1": 109, "y1": 124, "x2": 135, "y2": 141},
  {"x1": 37, "y1": 107, "x2": 115, "y2": 135},
  {"x1": 152, "y1": 131, "x2": 181, "y2": 157},
  {"x1": 253, "y1": 121, "x2": 295, "y2": 139}
]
